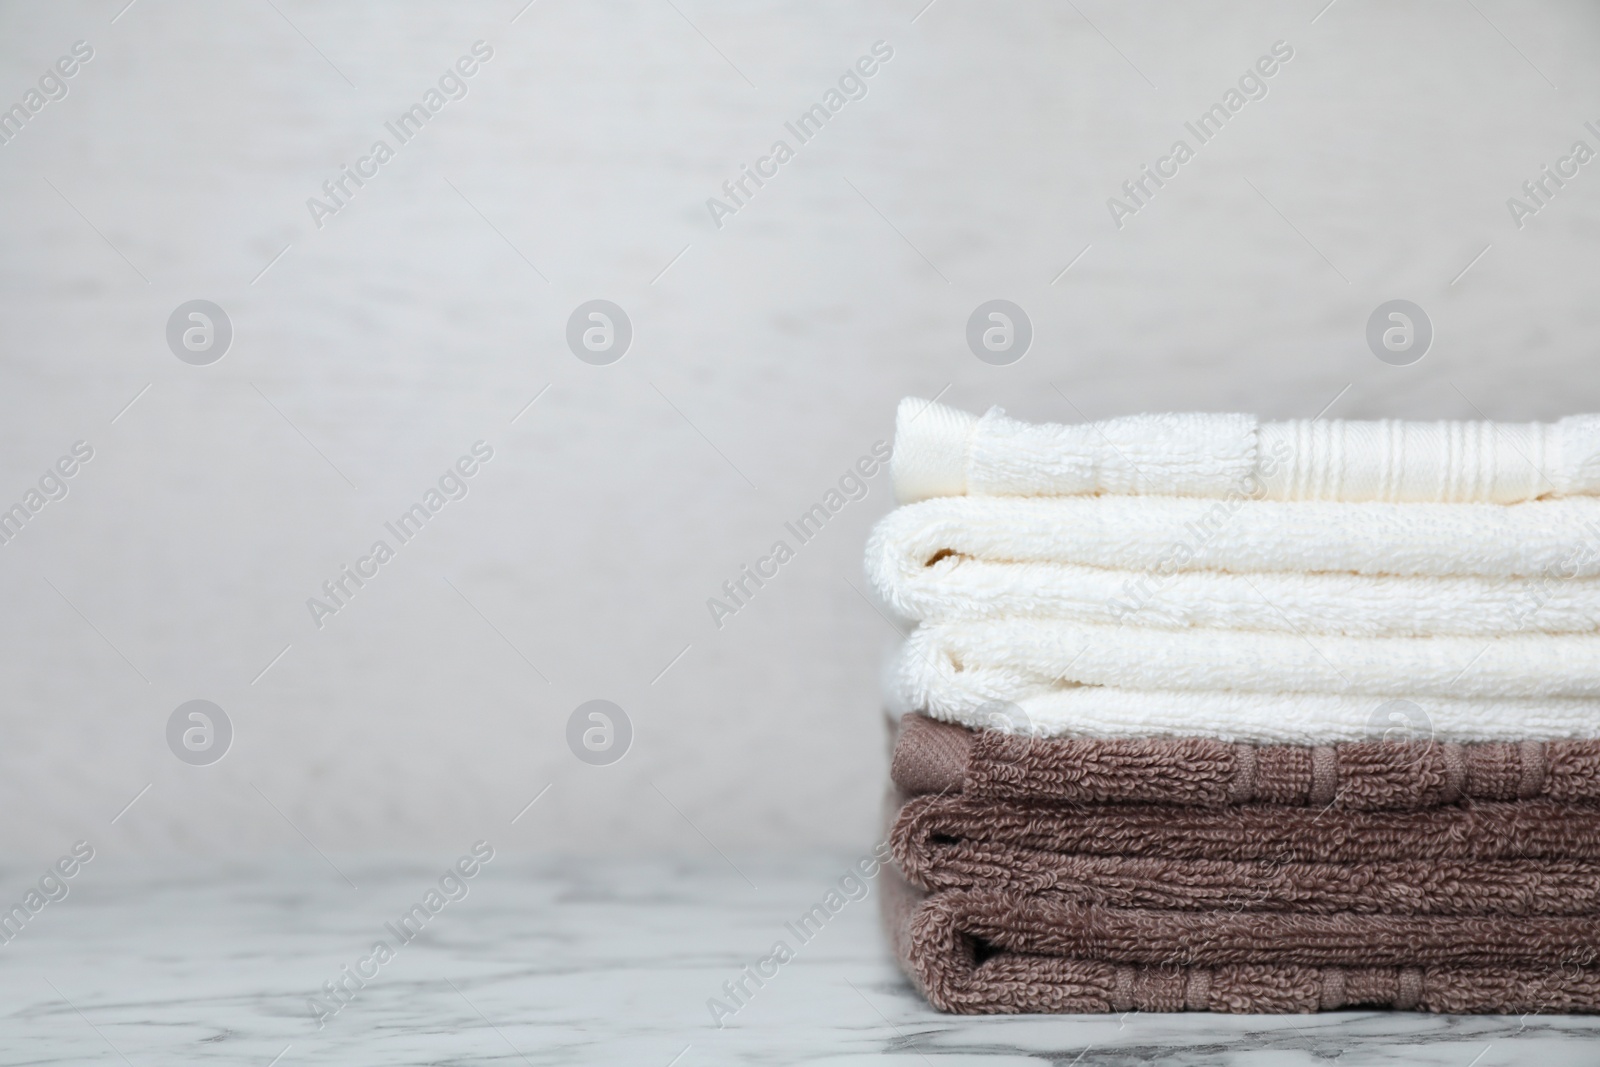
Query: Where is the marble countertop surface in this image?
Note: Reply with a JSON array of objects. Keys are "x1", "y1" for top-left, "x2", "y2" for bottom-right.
[{"x1": 4, "y1": 854, "x2": 1599, "y2": 1065}]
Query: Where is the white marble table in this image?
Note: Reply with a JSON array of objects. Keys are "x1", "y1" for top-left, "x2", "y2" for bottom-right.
[{"x1": 4, "y1": 854, "x2": 1598, "y2": 1065}]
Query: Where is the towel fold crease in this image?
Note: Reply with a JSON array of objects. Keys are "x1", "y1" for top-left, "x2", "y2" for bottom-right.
[{"x1": 883, "y1": 868, "x2": 1600, "y2": 1014}]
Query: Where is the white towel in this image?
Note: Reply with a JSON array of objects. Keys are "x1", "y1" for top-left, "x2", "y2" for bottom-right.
[
  {"x1": 889, "y1": 619, "x2": 1600, "y2": 741},
  {"x1": 892, "y1": 397, "x2": 1600, "y2": 504},
  {"x1": 866, "y1": 496, "x2": 1600, "y2": 635},
  {"x1": 870, "y1": 495, "x2": 1600, "y2": 580},
  {"x1": 895, "y1": 618, "x2": 1600, "y2": 702},
  {"x1": 891, "y1": 685, "x2": 1600, "y2": 744}
]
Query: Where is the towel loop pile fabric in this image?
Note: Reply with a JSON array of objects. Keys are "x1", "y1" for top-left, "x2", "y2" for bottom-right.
[
  {"x1": 871, "y1": 397, "x2": 1600, "y2": 1015},
  {"x1": 892, "y1": 396, "x2": 1600, "y2": 504}
]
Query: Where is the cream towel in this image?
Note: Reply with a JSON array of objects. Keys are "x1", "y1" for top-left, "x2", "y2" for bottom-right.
[
  {"x1": 895, "y1": 618, "x2": 1600, "y2": 702},
  {"x1": 893, "y1": 397, "x2": 1600, "y2": 504},
  {"x1": 888, "y1": 621, "x2": 1600, "y2": 742},
  {"x1": 866, "y1": 497, "x2": 1600, "y2": 635},
  {"x1": 891, "y1": 685, "x2": 1600, "y2": 746},
  {"x1": 869, "y1": 495, "x2": 1600, "y2": 581}
]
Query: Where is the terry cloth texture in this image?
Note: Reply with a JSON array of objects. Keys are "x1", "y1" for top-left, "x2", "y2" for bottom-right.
[
  {"x1": 888, "y1": 688, "x2": 1600, "y2": 746},
  {"x1": 871, "y1": 495, "x2": 1600, "y2": 584},
  {"x1": 882, "y1": 867, "x2": 1600, "y2": 1015},
  {"x1": 876, "y1": 398, "x2": 1600, "y2": 1015},
  {"x1": 890, "y1": 713, "x2": 1600, "y2": 808},
  {"x1": 888, "y1": 791, "x2": 1600, "y2": 908},
  {"x1": 891, "y1": 793, "x2": 1600, "y2": 874},
  {"x1": 890, "y1": 867, "x2": 1600, "y2": 964},
  {"x1": 867, "y1": 497, "x2": 1600, "y2": 636},
  {"x1": 891, "y1": 396, "x2": 1600, "y2": 505},
  {"x1": 898, "y1": 618, "x2": 1600, "y2": 699},
  {"x1": 888, "y1": 620, "x2": 1600, "y2": 743}
]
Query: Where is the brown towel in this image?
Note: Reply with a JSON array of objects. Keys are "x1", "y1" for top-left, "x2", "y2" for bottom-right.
[
  {"x1": 892, "y1": 793, "x2": 1600, "y2": 910},
  {"x1": 899, "y1": 844, "x2": 1600, "y2": 914},
  {"x1": 895, "y1": 793, "x2": 1600, "y2": 869},
  {"x1": 882, "y1": 867, "x2": 1600, "y2": 1014},
  {"x1": 892, "y1": 713, "x2": 1600, "y2": 810}
]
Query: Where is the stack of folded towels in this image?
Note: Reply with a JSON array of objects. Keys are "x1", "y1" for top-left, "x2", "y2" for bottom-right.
[{"x1": 867, "y1": 396, "x2": 1600, "y2": 1014}]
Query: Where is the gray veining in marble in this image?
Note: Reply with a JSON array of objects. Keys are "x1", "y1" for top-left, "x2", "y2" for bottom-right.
[{"x1": 3, "y1": 854, "x2": 1598, "y2": 1065}]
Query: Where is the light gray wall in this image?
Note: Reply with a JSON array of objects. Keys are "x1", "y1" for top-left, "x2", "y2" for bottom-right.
[{"x1": 3, "y1": 0, "x2": 1598, "y2": 859}]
